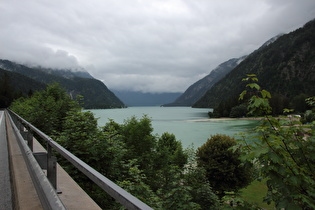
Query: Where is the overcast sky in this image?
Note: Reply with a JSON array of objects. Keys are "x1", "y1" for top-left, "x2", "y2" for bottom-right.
[{"x1": 1, "y1": 0, "x2": 315, "y2": 93}]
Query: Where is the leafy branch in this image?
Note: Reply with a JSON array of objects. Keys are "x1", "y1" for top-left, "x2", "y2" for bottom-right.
[{"x1": 237, "y1": 74, "x2": 315, "y2": 209}]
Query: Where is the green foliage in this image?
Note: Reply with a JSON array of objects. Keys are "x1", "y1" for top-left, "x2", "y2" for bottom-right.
[
  {"x1": 221, "y1": 191, "x2": 264, "y2": 210},
  {"x1": 305, "y1": 96, "x2": 315, "y2": 107},
  {"x1": 103, "y1": 116, "x2": 219, "y2": 209},
  {"x1": 156, "y1": 132, "x2": 188, "y2": 168},
  {"x1": 238, "y1": 76, "x2": 315, "y2": 209},
  {"x1": 158, "y1": 180, "x2": 200, "y2": 210},
  {"x1": 239, "y1": 74, "x2": 272, "y2": 116},
  {"x1": 10, "y1": 86, "x2": 220, "y2": 209},
  {"x1": 291, "y1": 94, "x2": 309, "y2": 113},
  {"x1": 229, "y1": 103, "x2": 248, "y2": 118},
  {"x1": 120, "y1": 115, "x2": 156, "y2": 171},
  {"x1": 146, "y1": 132, "x2": 188, "y2": 191},
  {"x1": 196, "y1": 134, "x2": 253, "y2": 198},
  {"x1": 301, "y1": 110, "x2": 315, "y2": 124},
  {"x1": 211, "y1": 96, "x2": 240, "y2": 118},
  {"x1": 301, "y1": 96, "x2": 315, "y2": 124},
  {"x1": 10, "y1": 83, "x2": 81, "y2": 135},
  {"x1": 239, "y1": 180, "x2": 274, "y2": 209},
  {"x1": 57, "y1": 111, "x2": 100, "y2": 159},
  {"x1": 269, "y1": 93, "x2": 290, "y2": 116},
  {"x1": 184, "y1": 148, "x2": 220, "y2": 209},
  {"x1": 117, "y1": 160, "x2": 163, "y2": 209}
]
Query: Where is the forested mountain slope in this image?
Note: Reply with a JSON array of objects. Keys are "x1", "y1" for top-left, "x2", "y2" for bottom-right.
[
  {"x1": 164, "y1": 56, "x2": 246, "y2": 106},
  {"x1": 0, "y1": 68, "x2": 46, "y2": 107},
  {"x1": 193, "y1": 19, "x2": 315, "y2": 111},
  {"x1": 0, "y1": 59, "x2": 125, "y2": 108}
]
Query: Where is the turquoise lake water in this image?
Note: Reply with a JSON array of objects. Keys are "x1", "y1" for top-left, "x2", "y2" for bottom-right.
[{"x1": 88, "y1": 107, "x2": 258, "y2": 149}]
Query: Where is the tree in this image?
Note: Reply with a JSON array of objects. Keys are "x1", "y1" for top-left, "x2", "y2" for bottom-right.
[
  {"x1": 269, "y1": 93, "x2": 290, "y2": 115},
  {"x1": 301, "y1": 96, "x2": 315, "y2": 124},
  {"x1": 212, "y1": 96, "x2": 240, "y2": 118},
  {"x1": 117, "y1": 160, "x2": 163, "y2": 209},
  {"x1": 156, "y1": 132, "x2": 188, "y2": 168},
  {"x1": 238, "y1": 74, "x2": 315, "y2": 209},
  {"x1": 57, "y1": 111, "x2": 100, "y2": 160},
  {"x1": 290, "y1": 93, "x2": 309, "y2": 113},
  {"x1": 120, "y1": 115, "x2": 156, "y2": 171},
  {"x1": 196, "y1": 134, "x2": 253, "y2": 198},
  {"x1": 184, "y1": 148, "x2": 220, "y2": 210},
  {"x1": 10, "y1": 83, "x2": 81, "y2": 135},
  {"x1": 229, "y1": 103, "x2": 248, "y2": 118},
  {"x1": 147, "y1": 132, "x2": 188, "y2": 191}
]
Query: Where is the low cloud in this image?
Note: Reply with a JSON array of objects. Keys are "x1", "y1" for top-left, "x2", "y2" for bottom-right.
[
  {"x1": 1, "y1": 0, "x2": 315, "y2": 92},
  {"x1": 0, "y1": 41, "x2": 80, "y2": 69}
]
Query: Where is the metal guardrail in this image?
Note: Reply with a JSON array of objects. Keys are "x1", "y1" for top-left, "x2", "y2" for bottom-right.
[
  {"x1": 6, "y1": 110, "x2": 65, "y2": 210},
  {"x1": 7, "y1": 109, "x2": 153, "y2": 210}
]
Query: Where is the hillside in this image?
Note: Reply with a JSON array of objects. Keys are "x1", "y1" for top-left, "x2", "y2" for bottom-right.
[
  {"x1": 0, "y1": 68, "x2": 46, "y2": 107},
  {"x1": 193, "y1": 19, "x2": 315, "y2": 112},
  {"x1": 0, "y1": 59, "x2": 125, "y2": 109},
  {"x1": 164, "y1": 56, "x2": 246, "y2": 106}
]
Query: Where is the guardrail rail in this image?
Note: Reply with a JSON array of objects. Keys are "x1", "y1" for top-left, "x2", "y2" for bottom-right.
[{"x1": 7, "y1": 109, "x2": 153, "y2": 210}]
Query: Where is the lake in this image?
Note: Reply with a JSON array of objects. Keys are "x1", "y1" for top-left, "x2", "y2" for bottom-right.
[{"x1": 88, "y1": 107, "x2": 258, "y2": 149}]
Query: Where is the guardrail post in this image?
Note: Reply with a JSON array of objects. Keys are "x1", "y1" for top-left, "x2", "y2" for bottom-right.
[
  {"x1": 47, "y1": 144, "x2": 57, "y2": 190},
  {"x1": 27, "y1": 131, "x2": 34, "y2": 152},
  {"x1": 18, "y1": 119, "x2": 24, "y2": 133}
]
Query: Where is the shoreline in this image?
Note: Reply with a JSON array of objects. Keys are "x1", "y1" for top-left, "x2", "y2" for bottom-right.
[
  {"x1": 187, "y1": 117, "x2": 263, "y2": 122},
  {"x1": 188, "y1": 116, "x2": 300, "y2": 122}
]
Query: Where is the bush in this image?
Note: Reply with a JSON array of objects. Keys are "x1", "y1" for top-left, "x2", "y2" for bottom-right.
[
  {"x1": 229, "y1": 103, "x2": 248, "y2": 118},
  {"x1": 196, "y1": 134, "x2": 253, "y2": 198}
]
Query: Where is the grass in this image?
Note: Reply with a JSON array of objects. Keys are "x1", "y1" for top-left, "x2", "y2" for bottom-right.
[{"x1": 239, "y1": 179, "x2": 275, "y2": 209}]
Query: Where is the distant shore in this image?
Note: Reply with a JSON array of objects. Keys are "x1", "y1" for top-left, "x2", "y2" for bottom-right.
[
  {"x1": 187, "y1": 117, "x2": 263, "y2": 122},
  {"x1": 188, "y1": 116, "x2": 300, "y2": 122}
]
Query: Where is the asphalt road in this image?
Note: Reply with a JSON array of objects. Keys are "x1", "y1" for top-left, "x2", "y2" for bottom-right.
[{"x1": 0, "y1": 110, "x2": 13, "y2": 210}]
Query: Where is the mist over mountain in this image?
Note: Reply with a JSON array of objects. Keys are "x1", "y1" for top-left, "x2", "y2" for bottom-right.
[
  {"x1": 40, "y1": 68, "x2": 94, "y2": 79},
  {"x1": 0, "y1": 59, "x2": 125, "y2": 109},
  {"x1": 112, "y1": 90, "x2": 181, "y2": 107},
  {"x1": 164, "y1": 56, "x2": 247, "y2": 107},
  {"x1": 163, "y1": 33, "x2": 286, "y2": 108},
  {"x1": 0, "y1": 60, "x2": 94, "y2": 80},
  {"x1": 193, "y1": 19, "x2": 315, "y2": 113}
]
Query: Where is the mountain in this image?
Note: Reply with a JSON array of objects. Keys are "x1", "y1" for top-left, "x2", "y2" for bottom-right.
[
  {"x1": 0, "y1": 68, "x2": 46, "y2": 107},
  {"x1": 193, "y1": 19, "x2": 315, "y2": 112},
  {"x1": 0, "y1": 68, "x2": 45, "y2": 94},
  {"x1": 40, "y1": 67, "x2": 94, "y2": 79},
  {"x1": 164, "y1": 56, "x2": 247, "y2": 107},
  {"x1": 112, "y1": 90, "x2": 181, "y2": 106},
  {"x1": 0, "y1": 59, "x2": 125, "y2": 109}
]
